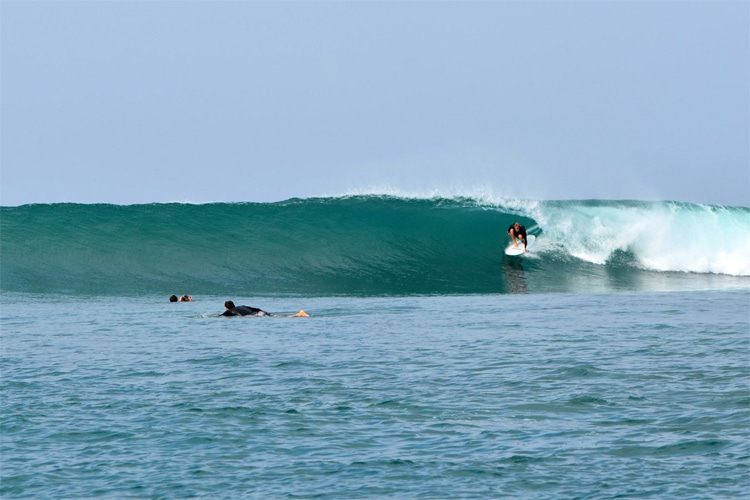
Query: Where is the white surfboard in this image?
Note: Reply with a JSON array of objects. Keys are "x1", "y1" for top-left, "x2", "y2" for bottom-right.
[{"x1": 505, "y1": 234, "x2": 535, "y2": 256}]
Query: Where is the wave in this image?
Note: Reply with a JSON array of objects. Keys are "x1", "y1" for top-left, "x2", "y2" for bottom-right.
[{"x1": 1, "y1": 196, "x2": 748, "y2": 296}]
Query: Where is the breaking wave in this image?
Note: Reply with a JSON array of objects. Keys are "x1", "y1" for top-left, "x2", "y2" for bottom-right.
[{"x1": 1, "y1": 196, "x2": 748, "y2": 295}]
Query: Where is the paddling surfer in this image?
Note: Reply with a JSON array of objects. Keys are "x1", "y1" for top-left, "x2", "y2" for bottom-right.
[
  {"x1": 220, "y1": 300, "x2": 309, "y2": 317},
  {"x1": 169, "y1": 294, "x2": 193, "y2": 302},
  {"x1": 507, "y1": 222, "x2": 528, "y2": 252}
]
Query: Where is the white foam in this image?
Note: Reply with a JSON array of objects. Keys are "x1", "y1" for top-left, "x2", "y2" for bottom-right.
[{"x1": 530, "y1": 201, "x2": 750, "y2": 276}]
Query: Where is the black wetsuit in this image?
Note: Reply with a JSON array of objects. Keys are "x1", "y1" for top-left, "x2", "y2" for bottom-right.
[
  {"x1": 221, "y1": 305, "x2": 273, "y2": 317},
  {"x1": 507, "y1": 224, "x2": 527, "y2": 247}
]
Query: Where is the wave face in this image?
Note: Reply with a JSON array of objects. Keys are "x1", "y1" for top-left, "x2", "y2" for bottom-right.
[{"x1": 2, "y1": 196, "x2": 748, "y2": 296}]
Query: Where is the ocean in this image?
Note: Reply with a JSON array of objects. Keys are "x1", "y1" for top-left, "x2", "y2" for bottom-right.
[{"x1": 1, "y1": 196, "x2": 749, "y2": 499}]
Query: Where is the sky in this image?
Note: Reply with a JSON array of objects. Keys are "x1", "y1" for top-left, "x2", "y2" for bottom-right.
[{"x1": 1, "y1": 0, "x2": 748, "y2": 207}]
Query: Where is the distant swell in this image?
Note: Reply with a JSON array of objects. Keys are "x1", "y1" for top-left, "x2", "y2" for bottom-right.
[{"x1": 1, "y1": 196, "x2": 748, "y2": 296}]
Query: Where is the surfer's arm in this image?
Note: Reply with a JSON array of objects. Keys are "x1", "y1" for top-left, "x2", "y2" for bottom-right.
[{"x1": 508, "y1": 228, "x2": 518, "y2": 247}]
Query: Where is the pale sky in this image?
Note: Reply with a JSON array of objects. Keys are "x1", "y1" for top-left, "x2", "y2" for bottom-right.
[{"x1": 1, "y1": 0, "x2": 748, "y2": 207}]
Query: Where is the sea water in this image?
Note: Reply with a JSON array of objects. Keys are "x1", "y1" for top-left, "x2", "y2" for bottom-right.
[
  {"x1": 2, "y1": 290, "x2": 748, "y2": 499},
  {"x1": 1, "y1": 197, "x2": 749, "y2": 498}
]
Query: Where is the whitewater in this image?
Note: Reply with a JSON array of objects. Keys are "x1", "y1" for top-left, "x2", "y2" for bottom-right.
[{"x1": 1, "y1": 195, "x2": 749, "y2": 499}]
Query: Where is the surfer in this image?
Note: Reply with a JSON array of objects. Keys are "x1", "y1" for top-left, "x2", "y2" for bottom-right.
[
  {"x1": 169, "y1": 294, "x2": 193, "y2": 302},
  {"x1": 220, "y1": 300, "x2": 309, "y2": 317},
  {"x1": 507, "y1": 222, "x2": 528, "y2": 251}
]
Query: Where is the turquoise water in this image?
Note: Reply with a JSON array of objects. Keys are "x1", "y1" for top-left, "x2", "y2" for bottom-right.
[
  {"x1": 1, "y1": 290, "x2": 748, "y2": 499},
  {"x1": 2, "y1": 197, "x2": 749, "y2": 296},
  {"x1": 1, "y1": 196, "x2": 749, "y2": 498}
]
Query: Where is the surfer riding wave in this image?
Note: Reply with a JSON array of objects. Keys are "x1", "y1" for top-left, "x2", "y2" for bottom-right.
[{"x1": 508, "y1": 222, "x2": 528, "y2": 251}]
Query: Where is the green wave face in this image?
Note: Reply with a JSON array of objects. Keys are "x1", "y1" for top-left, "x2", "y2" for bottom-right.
[{"x1": 2, "y1": 196, "x2": 748, "y2": 296}]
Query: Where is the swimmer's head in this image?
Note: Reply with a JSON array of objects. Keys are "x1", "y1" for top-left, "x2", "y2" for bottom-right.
[
  {"x1": 224, "y1": 300, "x2": 235, "y2": 310},
  {"x1": 169, "y1": 295, "x2": 178, "y2": 302}
]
